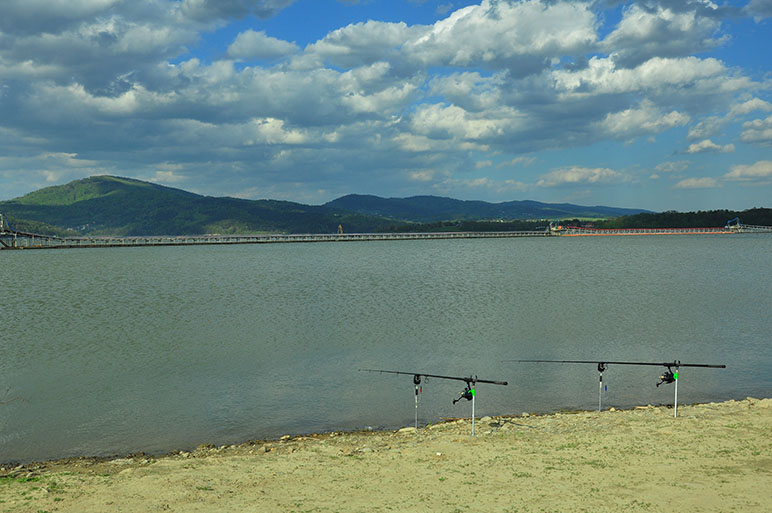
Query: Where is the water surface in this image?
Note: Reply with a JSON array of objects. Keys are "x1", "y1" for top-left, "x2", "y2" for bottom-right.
[{"x1": 2, "y1": 235, "x2": 770, "y2": 462}]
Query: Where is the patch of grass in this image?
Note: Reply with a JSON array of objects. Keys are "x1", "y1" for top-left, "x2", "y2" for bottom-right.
[
  {"x1": 711, "y1": 465, "x2": 743, "y2": 476},
  {"x1": 0, "y1": 476, "x2": 41, "y2": 485},
  {"x1": 626, "y1": 500, "x2": 654, "y2": 510}
]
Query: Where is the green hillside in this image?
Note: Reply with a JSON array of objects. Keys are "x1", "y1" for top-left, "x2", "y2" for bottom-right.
[
  {"x1": 4, "y1": 175, "x2": 766, "y2": 237},
  {"x1": 324, "y1": 194, "x2": 650, "y2": 222},
  {"x1": 0, "y1": 176, "x2": 402, "y2": 236}
]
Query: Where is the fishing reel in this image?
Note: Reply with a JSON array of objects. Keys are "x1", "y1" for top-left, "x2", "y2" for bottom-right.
[
  {"x1": 656, "y1": 367, "x2": 677, "y2": 387},
  {"x1": 453, "y1": 384, "x2": 475, "y2": 404}
]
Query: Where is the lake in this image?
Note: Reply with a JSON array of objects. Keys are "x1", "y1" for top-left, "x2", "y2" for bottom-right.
[{"x1": 2, "y1": 234, "x2": 771, "y2": 462}]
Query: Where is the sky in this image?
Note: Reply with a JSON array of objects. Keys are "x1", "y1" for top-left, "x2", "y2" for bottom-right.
[{"x1": 1, "y1": 0, "x2": 771, "y2": 212}]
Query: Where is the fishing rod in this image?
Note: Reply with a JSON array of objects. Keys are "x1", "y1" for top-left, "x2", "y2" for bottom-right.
[
  {"x1": 358, "y1": 369, "x2": 508, "y2": 435},
  {"x1": 508, "y1": 359, "x2": 726, "y2": 417}
]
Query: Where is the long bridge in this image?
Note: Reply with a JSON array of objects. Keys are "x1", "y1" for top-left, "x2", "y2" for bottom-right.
[
  {"x1": 0, "y1": 213, "x2": 550, "y2": 249},
  {"x1": 1, "y1": 213, "x2": 770, "y2": 250}
]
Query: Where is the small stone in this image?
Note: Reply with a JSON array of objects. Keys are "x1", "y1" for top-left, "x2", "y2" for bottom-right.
[
  {"x1": 481, "y1": 416, "x2": 492, "y2": 422},
  {"x1": 521, "y1": 412, "x2": 530, "y2": 418},
  {"x1": 280, "y1": 435, "x2": 291, "y2": 441},
  {"x1": 609, "y1": 407, "x2": 616, "y2": 412},
  {"x1": 398, "y1": 427, "x2": 417, "y2": 433}
]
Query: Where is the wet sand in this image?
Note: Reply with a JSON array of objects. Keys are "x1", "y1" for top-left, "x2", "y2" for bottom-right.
[{"x1": 2, "y1": 397, "x2": 771, "y2": 512}]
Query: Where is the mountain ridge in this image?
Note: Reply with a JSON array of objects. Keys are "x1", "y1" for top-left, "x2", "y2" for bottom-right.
[
  {"x1": 324, "y1": 193, "x2": 650, "y2": 222},
  {"x1": 1, "y1": 175, "x2": 651, "y2": 236}
]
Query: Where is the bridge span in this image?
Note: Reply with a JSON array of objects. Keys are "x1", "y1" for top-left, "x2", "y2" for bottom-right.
[
  {"x1": 0, "y1": 224, "x2": 550, "y2": 251},
  {"x1": 2, "y1": 212, "x2": 770, "y2": 250}
]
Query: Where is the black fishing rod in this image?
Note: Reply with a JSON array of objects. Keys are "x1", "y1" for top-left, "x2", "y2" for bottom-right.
[
  {"x1": 359, "y1": 368, "x2": 508, "y2": 435},
  {"x1": 508, "y1": 359, "x2": 726, "y2": 417}
]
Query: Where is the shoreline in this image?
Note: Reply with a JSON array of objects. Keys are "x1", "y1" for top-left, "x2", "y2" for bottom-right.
[
  {"x1": 2, "y1": 397, "x2": 771, "y2": 512},
  {"x1": 0, "y1": 399, "x2": 721, "y2": 468}
]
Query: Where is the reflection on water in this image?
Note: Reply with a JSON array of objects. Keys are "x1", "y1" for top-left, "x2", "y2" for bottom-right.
[{"x1": 2, "y1": 235, "x2": 771, "y2": 462}]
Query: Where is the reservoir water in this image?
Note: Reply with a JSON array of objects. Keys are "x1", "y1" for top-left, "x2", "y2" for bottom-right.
[{"x1": 2, "y1": 235, "x2": 771, "y2": 463}]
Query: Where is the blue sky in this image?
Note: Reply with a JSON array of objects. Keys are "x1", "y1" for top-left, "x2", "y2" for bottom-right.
[{"x1": 1, "y1": 0, "x2": 771, "y2": 212}]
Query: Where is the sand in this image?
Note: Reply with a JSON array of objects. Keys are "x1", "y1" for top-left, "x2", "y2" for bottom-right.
[{"x1": 2, "y1": 398, "x2": 771, "y2": 512}]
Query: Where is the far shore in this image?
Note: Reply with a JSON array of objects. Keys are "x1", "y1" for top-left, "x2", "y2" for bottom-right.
[{"x1": 2, "y1": 397, "x2": 771, "y2": 512}]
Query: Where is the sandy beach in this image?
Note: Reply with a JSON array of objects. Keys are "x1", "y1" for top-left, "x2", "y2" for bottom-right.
[{"x1": 2, "y1": 397, "x2": 770, "y2": 512}]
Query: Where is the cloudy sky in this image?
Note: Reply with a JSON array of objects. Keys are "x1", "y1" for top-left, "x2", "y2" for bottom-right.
[{"x1": 1, "y1": 0, "x2": 771, "y2": 211}]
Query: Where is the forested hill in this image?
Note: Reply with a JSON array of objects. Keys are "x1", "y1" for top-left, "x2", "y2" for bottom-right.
[
  {"x1": 1, "y1": 175, "x2": 767, "y2": 236},
  {"x1": 0, "y1": 175, "x2": 651, "y2": 236},
  {"x1": 594, "y1": 209, "x2": 772, "y2": 229},
  {"x1": 325, "y1": 194, "x2": 649, "y2": 222},
  {"x1": 0, "y1": 176, "x2": 401, "y2": 236}
]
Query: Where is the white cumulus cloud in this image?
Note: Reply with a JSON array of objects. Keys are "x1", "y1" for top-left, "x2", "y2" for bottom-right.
[
  {"x1": 729, "y1": 98, "x2": 772, "y2": 117},
  {"x1": 601, "y1": 3, "x2": 723, "y2": 68},
  {"x1": 685, "y1": 139, "x2": 734, "y2": 154},
  {"x1": 599, "y1": 100, "x2": 689, "y2": 138},
  {"x1": 535, "y1": 166, "x2": 627, "y2": 187},
  {"x1": 741, "y1": 115, "x2": 772, "y2": 146},
  {"x1": 656, "y1": 161, "x2": 691, "y2": 173},
  {"x1": 407, "y1": 0, "x2": 597, "y2": 73},
  {"x1": 228, "y1": 30, "x2": 298, "y2": 60},
  {"x1": 673, "y1": 177, "x2": 719, "y2": 189},
  {"x1": 724, "y1": 160, "x2": 772, "y2": 181}
]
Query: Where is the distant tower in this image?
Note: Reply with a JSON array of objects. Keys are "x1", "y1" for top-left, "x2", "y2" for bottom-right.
[{"x1": 337, "y1": 224, "x2": 344, "y2": 234}]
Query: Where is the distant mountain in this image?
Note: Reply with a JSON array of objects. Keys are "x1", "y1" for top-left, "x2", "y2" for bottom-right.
[
  {"x1": 0, "y1": 176, "x2": 653, "y2": 236},
  {"x1": 324, "y1": 194, "x2": 651, "y2": 223},
  {"x1": 0, "y1": 176, "x2": 401, "y2": 236}
]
